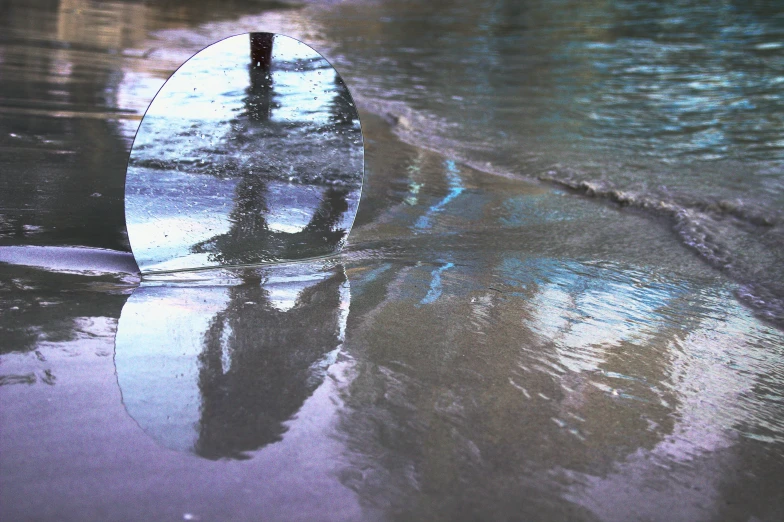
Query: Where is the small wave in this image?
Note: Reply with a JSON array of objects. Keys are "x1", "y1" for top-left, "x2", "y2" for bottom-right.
[
  {"x1": 538, "y1": 169, "x2": 784, "y2": 326},
  {"x1": 539, "y1": 169, "x2": 780, "y2": 226},
  {"x1": 348, "y1": 92, "x2": 784, "y2": 326}
]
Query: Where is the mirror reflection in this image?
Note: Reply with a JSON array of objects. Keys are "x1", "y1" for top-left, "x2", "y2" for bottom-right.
[
  {"x1": 114, "y1": 262, "x2": 350, "y2": 459},
  {"x1": 125, "y1": 33, "x2": 363, "y2": 273}
]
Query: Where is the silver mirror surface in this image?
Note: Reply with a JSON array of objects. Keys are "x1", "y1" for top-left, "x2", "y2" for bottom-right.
[{"x1": 125, "y1": 34, "x2": 363, "y2": 274}]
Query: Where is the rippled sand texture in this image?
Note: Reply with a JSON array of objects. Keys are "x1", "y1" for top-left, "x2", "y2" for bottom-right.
[{"x1": 1, "y1": 1, "x2": 783, "y2": 521}]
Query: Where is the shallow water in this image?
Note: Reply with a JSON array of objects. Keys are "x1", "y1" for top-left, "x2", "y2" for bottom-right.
[
  {"x1": 308, "y1": 0, "x2": 784, "y2": 325},
  {"x1": 1, "y1": 0, "x2": 784, "y2": 521}
]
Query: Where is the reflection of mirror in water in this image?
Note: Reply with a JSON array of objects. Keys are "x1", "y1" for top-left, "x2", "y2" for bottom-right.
[
  {"x1": 114, "y1": 262, "x2": 350, "y2": 459},
  {"x1": 125, "y1": 33, "x2": 363, "y2": 273}
]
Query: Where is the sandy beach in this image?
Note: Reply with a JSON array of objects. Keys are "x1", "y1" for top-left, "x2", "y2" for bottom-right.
[{"x1": 1, "y1": 0, "x2": 783, "y2": 520}]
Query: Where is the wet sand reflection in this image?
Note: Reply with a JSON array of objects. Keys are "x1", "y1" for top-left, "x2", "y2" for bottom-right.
[
  {"x1": 3, "y1": 1, "x2": 784, "y2": 520},
  {"x1": 115, "y1": 262, "x2": 349, "y2": 459}
]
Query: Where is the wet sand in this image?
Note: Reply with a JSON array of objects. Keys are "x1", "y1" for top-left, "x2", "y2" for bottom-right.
[{"x1": 2, "y1": 1, "x2": 784, "y2": 521}]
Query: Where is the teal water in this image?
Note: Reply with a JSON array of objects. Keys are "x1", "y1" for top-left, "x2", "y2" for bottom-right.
[
  {"x1": 125, "y1": 34, "x2": 363, "y2": 271},
  {"x1": 308, "y1": 0, "x2": 784, "y2": 325}
]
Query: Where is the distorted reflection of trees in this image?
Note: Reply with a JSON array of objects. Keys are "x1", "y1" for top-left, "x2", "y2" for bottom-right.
[
  {"x1": 195, "y1": 267, "x2": 347, "y2": 459},
  {"x1": 115, "y1": 264, "x2": 348, "y2": 460},
  {"x1": 190, "y1": 33, "x2": 357, "y2": 265}
]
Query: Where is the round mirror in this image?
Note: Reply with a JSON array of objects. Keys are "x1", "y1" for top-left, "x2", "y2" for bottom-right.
[{"x1": 125, "y1": 33, "x2": 363, "y2": 273}]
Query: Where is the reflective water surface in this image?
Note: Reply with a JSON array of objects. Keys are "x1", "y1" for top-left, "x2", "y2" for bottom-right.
[
  {"x1": 1, "y1": 0, "x2": 783, "y2": 521},
  {"x1": 116, "y1": 262, "x2": 350, "y2": 459}
]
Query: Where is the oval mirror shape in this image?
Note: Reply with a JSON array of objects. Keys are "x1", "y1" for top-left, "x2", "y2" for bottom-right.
[{"x1": 125, "y1": 33, "x2": 363, "y2": 274}]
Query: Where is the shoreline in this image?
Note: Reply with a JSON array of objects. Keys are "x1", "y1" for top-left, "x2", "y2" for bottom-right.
[{"x1": 2, "y1": 2, "x2": 784, "y2": 521}]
